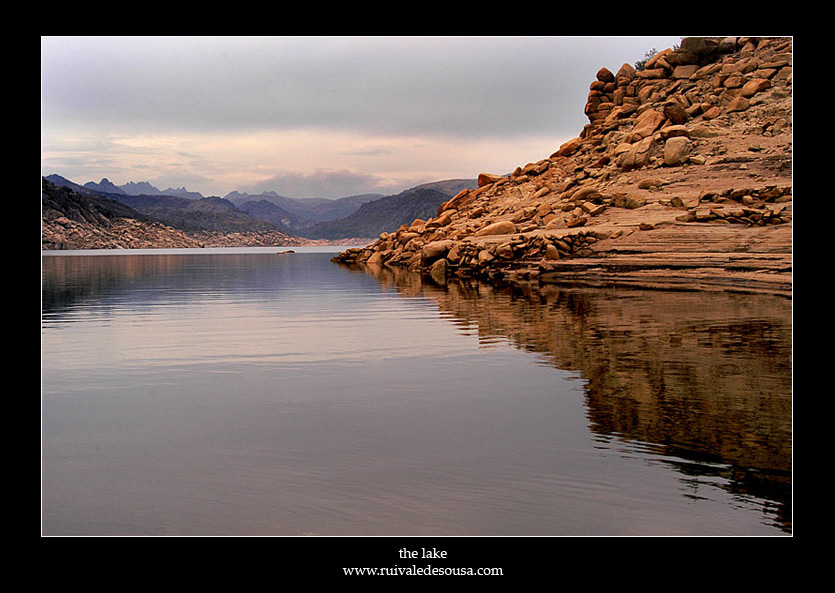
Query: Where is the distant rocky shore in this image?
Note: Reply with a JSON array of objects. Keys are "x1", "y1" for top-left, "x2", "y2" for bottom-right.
[
  {"x1": 41, "y1": 180, "x2": 373, "y2": 250},
  {"x1": 185, "y1": 231, "x2": 372, "y2": 249},
  {"x1": 334, "y1": 36, "x2": 792, "y2": 296},
  {"x1": 41, "y1": 213, "x2": 316, "y2": 250},
  {"x1": 42, "y1": 212, "x2": 204, "y2": 250}
]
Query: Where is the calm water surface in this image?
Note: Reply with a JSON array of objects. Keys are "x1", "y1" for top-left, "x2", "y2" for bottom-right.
[{"x1": 41, "y1": 247, "x2": 792, "y2": 536}]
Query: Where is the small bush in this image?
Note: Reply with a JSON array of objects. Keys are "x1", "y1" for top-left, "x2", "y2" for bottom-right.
[{"x1": 634, "y1": 48, "x2": 657, "y2": 71}]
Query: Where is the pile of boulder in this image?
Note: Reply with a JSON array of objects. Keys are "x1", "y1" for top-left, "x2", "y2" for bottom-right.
[{"x1": 334, "y1": 36, "x2": 792, "y2": 295}]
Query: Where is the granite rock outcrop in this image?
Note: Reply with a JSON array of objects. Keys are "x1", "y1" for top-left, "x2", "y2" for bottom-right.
[{"x1": 334, "y1": 36, "x2": 792, "y2": 296}]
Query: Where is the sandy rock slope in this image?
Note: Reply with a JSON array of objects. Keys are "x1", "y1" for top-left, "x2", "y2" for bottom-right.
[{"x1": 335, "y1": 36, "x2": 792, "y2": 296}]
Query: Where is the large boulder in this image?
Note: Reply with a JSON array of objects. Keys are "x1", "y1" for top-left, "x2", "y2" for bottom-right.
[
  {"x1": 630, "y1": 108, "x2": 665, "y2": 141},
  {"x1": 663, "y1": 136, "x2": 693, "y2": 166},
  {"x1": 477, "y1": 173, "x2": 504, "y2": 187},
  {"x1": 474, "y1": 220, "x2": 517, "y2": 237},
  {"x1": 663, "y1": 100, "x2": 689, "y2": 124},
  {"x1": 742, "y1": 78, "x2": 771, "y2": 97},
  {"x1": 421, "y1": 239, "x2": 456, "y2": 263},
  {"x1": 438, "y1": 188, "x2": 475, "y2": 215}
]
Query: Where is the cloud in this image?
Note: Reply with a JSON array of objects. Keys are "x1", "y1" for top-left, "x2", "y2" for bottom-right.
[
  {"x1": 41, "y1": 36, "x2": 683, "y2": 198},
  {"x1": 244, "y1": 169, "x2": 395, "y2": 199},
  {"x1": 42, "y1": 36, "x2": 681, "y2": 138}
]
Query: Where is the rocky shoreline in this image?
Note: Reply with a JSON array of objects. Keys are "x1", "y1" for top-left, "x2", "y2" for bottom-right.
[
  {"x1": 334, "y1": 36, "x2": 792, "y2": 297},
  {"x1": 41, "y1": 175, "x2": 373, "y2": 251},
  {"x1": 42, "y1": 215, "x2": 205, "y2": 250},
  {"x1": 42, "y1": 212, "x2": 372, "y2": 251}
]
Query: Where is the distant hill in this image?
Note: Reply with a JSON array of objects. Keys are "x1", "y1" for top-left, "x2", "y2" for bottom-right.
[
  {"x1": 308, "y1": 180, "x2": 477, "y2": 239},
  {"x1": 45, "y1": 175, "x2": 283, "y2": 233},
  {"x1": 43, "y1": 178, "x2": 149, "y2": 224},
  {"x1": 44, "y1": 175, "x2": 478, "y2": 240},
  {"x1": 105, "y1": 194, "x2": 279, "y2": 233},
  {"x1": 224, "y1": 190, "x2": 383, "y2": 225},
  {"x1": 228, "y1": 180, "x2": 476, "y2": 238},
  {"x1": 235, "y1": 199, "x2": 312, "y2": 233},
  {"x1": 41, "y1": 178, "x2": 203, "y2": 250},
  {"x1": 44, "y1": 174, "x2": 99, "y2": 195}
]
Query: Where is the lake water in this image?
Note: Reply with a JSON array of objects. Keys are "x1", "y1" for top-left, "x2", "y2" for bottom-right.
[{"x1": 41, "y1": 247, "x2": 792, "y2": 537}]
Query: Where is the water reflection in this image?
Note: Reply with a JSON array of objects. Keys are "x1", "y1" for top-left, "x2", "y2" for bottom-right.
[
  {"x1": 42, "y1": 251, "x2": 310, "y2": 316},
  {"x1": 338, "y1": 262, "x2": 793, "y2": 533},
  {"x1": 42, "y1": 251, "x2": 792, "y2": 535}
]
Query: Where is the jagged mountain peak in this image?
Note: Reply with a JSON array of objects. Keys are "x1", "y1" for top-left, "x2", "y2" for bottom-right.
[{"x1": 83, "y1": 178, "x2": 125, "y2": 195}]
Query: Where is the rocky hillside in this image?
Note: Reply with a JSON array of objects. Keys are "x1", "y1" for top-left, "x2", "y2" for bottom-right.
[
  {"x1": 41, "y1": 178, "x2": 204, "y2": 249},
  {"x1": 41, "y1": 179, "x2": 310, "y2": 249},
  {"x1": 229, "y1": 180, "x2": 477, "y2": 238},
  {"x1": 334, "y1": 36, "x2": 792, "y2": 296},
  {"x1": 235, "y1": 198, "x2": 317, "y2": 234},
  {"x1": 227, "y1": 191, "x2": 384, "y2": 231},
  {"x1": 309, "y1": 180, "x2": 477, "y2": 239},
  {"x1": 107, "y1": 193, "x2": 279, "y2": 233},
  {"x1": 44, "y1": 173, "x2": 478, "y2": 243}
]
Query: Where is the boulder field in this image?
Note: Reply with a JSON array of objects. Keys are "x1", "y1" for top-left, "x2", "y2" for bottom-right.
[{"x1": 334, "y1": 36, "x2": 792, "y2": 297}]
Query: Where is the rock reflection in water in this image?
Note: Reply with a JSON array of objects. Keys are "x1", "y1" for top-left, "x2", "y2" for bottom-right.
[{"x1": 339, "y1": 261, "x2": 792, "y2": 533}]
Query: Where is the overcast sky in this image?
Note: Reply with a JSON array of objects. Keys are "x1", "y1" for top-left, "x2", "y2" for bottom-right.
[{"x1": 41, "y1": 36, "x2": 682, "y2": 199}]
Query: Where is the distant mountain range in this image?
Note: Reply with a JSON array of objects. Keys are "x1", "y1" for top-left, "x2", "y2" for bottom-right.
[
  {"x1": 44, "y1": 174, "x2": 477, "y2": 239},
  {"x1": 43, "y1": 177, "x2": 154, "y2": 225},
  {"x1": 82, "y1": 178, "x2": 206, "y2": 200},
  {"x1": 225, "y1": 190, "x2": 384, "y2": 224}
]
